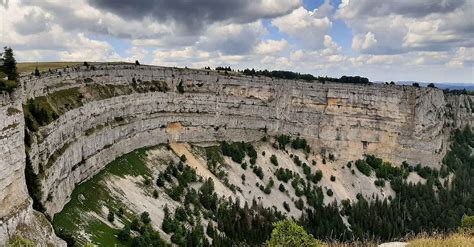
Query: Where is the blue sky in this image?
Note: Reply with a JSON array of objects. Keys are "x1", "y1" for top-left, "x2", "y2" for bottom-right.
[{"x1": 1, "y1": 0, "x2": 473, "y2": 83}]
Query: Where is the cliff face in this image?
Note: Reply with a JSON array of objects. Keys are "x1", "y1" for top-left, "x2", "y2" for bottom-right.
[
  {"x1": 0, "y1": 90, "x2": 64, "y2": 245},
  {"x1": 0, "y1": 64, "x2": 472, "y2": 244}
]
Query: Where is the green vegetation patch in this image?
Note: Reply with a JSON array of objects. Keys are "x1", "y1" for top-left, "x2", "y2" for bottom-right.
[{"x1": 53, "y1": 147, "x2": 152, "y2": 246}]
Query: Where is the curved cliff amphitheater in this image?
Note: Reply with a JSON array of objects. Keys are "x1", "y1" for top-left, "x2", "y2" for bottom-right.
[{"x1": 0, "y1": 63, "x2": 473, "y2": 245}]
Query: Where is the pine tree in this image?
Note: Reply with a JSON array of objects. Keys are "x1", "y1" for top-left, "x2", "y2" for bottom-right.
[{"x1": 3, "y1": 47, "x2": 17, "y2": 81}]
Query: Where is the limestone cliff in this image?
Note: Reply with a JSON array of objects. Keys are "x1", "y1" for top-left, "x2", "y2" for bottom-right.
[
  {"x1": 0, "y1": 90, "x2": 64, "y2": 246},
  {"x1": 0, "y1": 63, "x2": 472, "y2": 245}
]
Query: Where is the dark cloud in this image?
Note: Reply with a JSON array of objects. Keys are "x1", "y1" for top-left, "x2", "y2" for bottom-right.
[
  {"x1": 87, "y1": 0, "x2": 299, "y2": 33},
  {"x1": 197, "y1": 23, "x2": 264, "y2": 55}
]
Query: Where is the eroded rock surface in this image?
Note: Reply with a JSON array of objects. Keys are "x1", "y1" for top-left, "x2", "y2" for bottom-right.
[{"x1": 0, "y1": 64, "x2": 472, "y2": 244}]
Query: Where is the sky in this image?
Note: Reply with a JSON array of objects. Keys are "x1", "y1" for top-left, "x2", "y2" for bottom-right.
[{"x1": 0, "y1": 0, "x2": 473, "y2": 83}]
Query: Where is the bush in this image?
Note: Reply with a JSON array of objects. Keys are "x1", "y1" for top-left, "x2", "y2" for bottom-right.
[
  {"x1": 295, "y1": 198, "x2": 304, "y2": 210},
  {"x1": 241, "y1": 162, "x2": 248, "y2": 170},
  {"x1": 283, "y1": 201, "x2": 290, "y2": 212},
  {"x1": 328, "y1": 153, "x2": 335, "y2": 161},
  {"x1": 279, "y1": 183, "x2": 286, "y2": 192},
  {"x1": 117, "y1": 226, "x2": 131, "y2": 242},
  {"x1": 374, "y1": 179, "x2": 385, "y2": 187},
  {"x1": 270, "y1": 154, "x2": 278, "y2": 166},
  {"x1": 141, "y1": 212, "x2": 151, "y2": 225},
  {"x1": 459, "y1": 215, "x2": 474, "y2": 234},
  {"x1": 292, "y1": 155, "x2": 302, "y2": 166},
  {"x1": 275, "y1": 168, "x2": 293, "y2": 183},
  {"x1": 180, "y1": 154, "x2": 187, "y2": 162},
  {"x1": 153, "y1": 189, "x2": 159, "y2": 198},
  {"x1": 310, "y1": 170, "x2": 323, "y2": 184},
  {"x1": 303, "y1": 164, "x2": 311, "y2": 175},
  {"x1": 253, "y1": 166, "x2": 264, "y2": 179},
  {"x1": 267, "y1": 220, "x2": 322, "y2": 247},
  {"x1": 276, "y1": 135, "x2": 291, "y2": 149},
  {"x1": 107, "y1": 209, "x2": 115, "y2": 222},
  {"x1": 0, "y1": 80, "x2": 18, "y2": 93},
  {"x1": 330, "y1": 175, "x2": 336, "y2": 182},
  {"x1": 326, "y1": 189, "x2": 333, "y2": 197},
  {"x1": 177, "y1": 81, "x2": 185, "y2": 93},
  {"x1": 355, "y1": 160, "x2": 372, "y2": 176},
  {"x1": 291, "y1": 137, "x2": 310, "y2": 152}
]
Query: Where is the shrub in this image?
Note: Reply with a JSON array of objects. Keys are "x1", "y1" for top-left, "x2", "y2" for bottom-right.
[
  {"x1": 276, "y1": 135, "x2": 291, "y2": 149},
  {"x1": 117, "y1": 226, "x2": 131, "y2": 242},
  {"x1": 270, "y1": 154, "x2": 278, "y2": 166},
  {"x1": 107, "y1": 209, "x2": 115, "y2": 222},
  {"x1": 374, "y1": 179, "x2": 385, "y2": 187},
  {"x1": 275, "y1": 168, "x2": 293, "y2": 183},
  {"x1": 283, "y1": 202, "x2": 290, "y2": 212},
  {"x1": 330, "y1": 175, "x2": 336, "y2": 182},
  {"x1": 355, "y1": 160, "x2": 372, "y2": 176},
  {"x1": 291, "y1": 137, "x2": 310, "y2": 151},
  {"x1": 180, "y1": 154, "x2": 187, "y2": 162},
  {"x1": 141, "y1": 212, "x2": 151, "y2": 225},
  {"x1": 279, "y1": 183, "x2": 286, "y2": 192},
  {"x1": 293, "y1": 155, "x2": 302, "y2": 166},
  {"x1": 459, "y1": 215, "x2": 474, "y2": 234},
  {"x1": 366, "y1": 155, "x2": 383, "y2": 169},
  {"x1": 346, "y1": 161, "x2": 352, "y2": 168},
  {"x1": 328, "y1": 153, "x2": 335, "y2": 161},
  {"x1": 253, "y1": 166, "x2": 264, "y2": 179},
  {"x1": 326, "y1": 189, "x2": 333, "y2": 197},
  {"x1": 177, "y1": 80, "x2": 185, "y2": 93},
  {"x1": 310, "y1": 170, "x2": 323, "y2": 184},
  {"x1": 241, "y1": 162, "x2": 248, "y2": 170},
  {"x1": 295, "y1": 198, "x2": 304, "y2": 210},
  {"x1": 153, "y1": 189, "x2": 159, "y2": 198},
  {"x1": 267, "y1": 220, "x2": 322, "y2": 247},
  {"x1": 303, "y1": 164, "x2": 311, "y2": 175}
]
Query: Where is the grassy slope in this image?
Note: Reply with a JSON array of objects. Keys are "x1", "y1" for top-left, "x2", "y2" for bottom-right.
[
  {"x1": 52, "y1": 147, "x2": 152, "y2": 246},
  {"x1": 407, "y1": 233, "x2": 473, "y2": 247},
  {"x1": 17, "y1": 62, "x2": 83, "y2": 73}
]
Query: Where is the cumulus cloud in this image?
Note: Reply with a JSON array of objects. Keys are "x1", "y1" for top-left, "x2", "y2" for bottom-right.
[
  {"x1": 447, "y1": 47, "x2": 474, "y2": 68},
  {"x1": 197, "y1": 22, "x2": 266, "y2": 55},
  {"x1": 352, "y1": 32, "x2": 377, "y2": 52},
  {"x1": 272, "y1": 5, "x2": 332, "y2": 49},
  {"x1": 0, "y1": 0, "x2": 471, "y2": 84},
  {"x1": 255, "y1": 39, "x2": 288, "y2": 55},
  {"x1": 337, "y1": 0, "x2": 473, "y2": 55}
]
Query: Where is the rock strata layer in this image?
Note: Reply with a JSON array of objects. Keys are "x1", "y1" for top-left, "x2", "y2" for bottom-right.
[{"x1": 0, "y1": 64, "x2": 472, "y2": 244}]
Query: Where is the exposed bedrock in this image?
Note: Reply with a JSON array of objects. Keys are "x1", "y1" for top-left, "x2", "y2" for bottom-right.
[
  {"x1": 0, "y1": 90, "x2": 64, "y2": 245},
  {"x1": 0, "y1": 64, "x2": 472, "y2": 244}
]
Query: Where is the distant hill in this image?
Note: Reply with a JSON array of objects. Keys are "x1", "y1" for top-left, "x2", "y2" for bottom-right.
[{"x1": 392, "y1": 81, "x2": 474, "y2": 90}]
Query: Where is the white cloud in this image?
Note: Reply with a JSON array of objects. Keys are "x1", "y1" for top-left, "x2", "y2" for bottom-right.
[
  {"x1": 352, "y1": 32, "x2": 377, "y2": 51},
  {"x1": 447, "y1": 47, "x2": 474, "y2": 68},
  {"x1": 255, "y1": 39, "x2": 288, "y2": 54},
  {"x1": 337, "y1": 0, "x2": 473, "y2": 55},
  {"x1": 272, "y1": 6, "x2": 332, "y2": 49}
]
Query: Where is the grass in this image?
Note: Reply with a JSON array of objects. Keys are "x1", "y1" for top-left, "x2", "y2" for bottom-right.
[
  {"x1": 17, "y1": 61, "x2": 137, "y2": 74},
  {"x1": 17, "y1": 62, "x2": 83, "y2": 73},
  {"x1": 0, "y1": 79, "x2": 18, "y2": 93},
  {"x1": 52, "y1": 147, "x2": 153, "y2": 246},
  {"x1": 407, "y1": 233, "x2": 473, "y2": 247}
]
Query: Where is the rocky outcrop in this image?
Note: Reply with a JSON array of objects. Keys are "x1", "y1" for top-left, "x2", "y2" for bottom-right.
[
  {"x1": 0, "y1": 63, "x2": 472, "y2": 245},
  {"x1": 0, "y1": 90, "x2": 64, "y2": 246}
]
